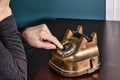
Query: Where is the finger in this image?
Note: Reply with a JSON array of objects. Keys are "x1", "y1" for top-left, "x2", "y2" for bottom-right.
[
  {"x1": 35, "y1": 41, "x2": 57, "y2": 49},
  {"x1": 43, "y1": 34, "x2": 63, "y2": 49}
]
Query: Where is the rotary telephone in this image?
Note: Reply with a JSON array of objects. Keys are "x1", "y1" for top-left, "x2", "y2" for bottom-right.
[{"x1": 49, "y1": 25, "x2": 100, "y2": 77}]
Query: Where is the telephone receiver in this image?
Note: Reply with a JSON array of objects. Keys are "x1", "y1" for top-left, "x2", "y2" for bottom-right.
[{"x1": 49, "y1": 25, "x2": 100, "y2": 77}]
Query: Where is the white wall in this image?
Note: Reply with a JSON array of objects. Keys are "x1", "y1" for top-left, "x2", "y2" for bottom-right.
[{"x1": 106, "y1": 0, "x2": 120, "y2": 21}]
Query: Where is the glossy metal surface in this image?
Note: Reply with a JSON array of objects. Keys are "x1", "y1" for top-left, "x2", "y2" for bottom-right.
[
  {"x1": 28, "y1": 19, "x2": 120, "y2": 80},
  {"x1": 49, "y1": 26, "x2": 100, "y2": 77}
]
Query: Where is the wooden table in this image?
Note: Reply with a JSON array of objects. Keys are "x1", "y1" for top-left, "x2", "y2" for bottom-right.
[{"x1": 28, "y1": 18, "x2": 120, "y2": 80}]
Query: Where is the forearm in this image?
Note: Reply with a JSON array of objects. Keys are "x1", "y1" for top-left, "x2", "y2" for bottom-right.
[
  {"x1": 0, "y1": 15, "x2": 27, "y2": 79},
  {"x1": 0, "y1": 41, "x2": 27, "y2": 80}
]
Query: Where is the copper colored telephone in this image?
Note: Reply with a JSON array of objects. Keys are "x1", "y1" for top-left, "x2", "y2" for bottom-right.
[{"x1": 49, "y1": 25, "x2": 100, "y2": 77}]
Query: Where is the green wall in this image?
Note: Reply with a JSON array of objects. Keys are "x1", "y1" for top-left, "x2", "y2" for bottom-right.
[{"x1": 10, "y1": 0, "x2": 105, "y2": 27}]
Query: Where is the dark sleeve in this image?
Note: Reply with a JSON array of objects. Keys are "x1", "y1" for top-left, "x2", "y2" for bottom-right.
[
  {"x1": 18, "y1": 26, "x2": 35, "y2": 56},
  {"x1": 0, "y1": 15, "x2": 27, "y2": 80}
]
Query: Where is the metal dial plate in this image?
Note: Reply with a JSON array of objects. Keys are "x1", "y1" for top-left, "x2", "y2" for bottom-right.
[{"x1": 57, "y1": 39, "x2": 78, "y2": 57}]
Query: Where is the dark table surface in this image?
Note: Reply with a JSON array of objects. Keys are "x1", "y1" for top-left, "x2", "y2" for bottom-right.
[{"x1": 28, "y1": 18, "x2": 120, "y2": 80}]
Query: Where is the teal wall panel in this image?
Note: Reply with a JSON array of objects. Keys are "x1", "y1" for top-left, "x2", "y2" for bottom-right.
[
  {"x1": 45, "y1": 0, "x2": 105, "y2": 19},
  {"x1": 10, "y1": 0, "x2": 105, "y2": 27}
]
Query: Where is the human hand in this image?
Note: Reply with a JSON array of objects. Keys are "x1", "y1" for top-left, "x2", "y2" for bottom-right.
[
  {"x1": 22, "y1": 24, "x2": 63, "y2": 50},
  {"x1": 0, "y1": 0, "x2": 12, "y2": 21}
]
